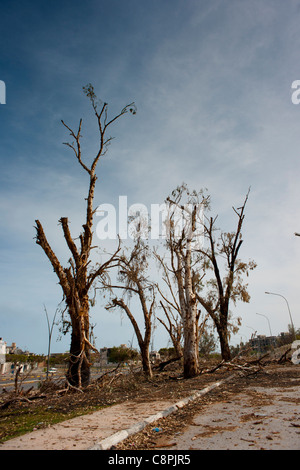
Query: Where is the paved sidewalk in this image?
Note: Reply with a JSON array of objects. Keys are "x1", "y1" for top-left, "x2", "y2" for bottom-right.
[
  {"x1": 0, "y1": 399, "x2": 175, "y2": 450},
  {"x1": 0, "y1": 378, "x2": 231, "y2": 450}
]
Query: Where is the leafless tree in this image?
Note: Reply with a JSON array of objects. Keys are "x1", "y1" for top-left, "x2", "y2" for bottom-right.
[
  {"x1": 162, "y1": 184, "x2": 209, "y2": 378},
  {"x1": 35, "y1": 84, "x2": 135, "y2": 387},
  {"x1": 196, "y1": 189, "x2": 257, "y2": 361},
  {"x1": 104, "y1": 239, "x2": 155, "y2": 378}
]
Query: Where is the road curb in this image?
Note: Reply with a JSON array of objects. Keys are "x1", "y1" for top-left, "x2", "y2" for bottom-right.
[{"x1": 87, "y1": 374, "x2": 235, "y2": 450}]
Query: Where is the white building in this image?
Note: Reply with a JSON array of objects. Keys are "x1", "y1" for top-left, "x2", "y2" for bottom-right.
[{"x1": 0, "y1": 338, "x2": 6, "y2": 374}]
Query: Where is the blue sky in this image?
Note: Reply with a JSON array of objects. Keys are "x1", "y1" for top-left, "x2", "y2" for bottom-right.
[{"x1": 1, "y1": 0, "x2": 300, "y2": 354}]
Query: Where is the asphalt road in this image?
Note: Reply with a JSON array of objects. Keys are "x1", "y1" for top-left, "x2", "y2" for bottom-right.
[
  {"x1": 157, "y1": 384, "x2": 300, "y2": 450},
  {"x1": 0, "y1": 372, "x2": 50, "y2": 392},
  {"x1": 113, "y1": 364, "x2": 300, "y2": 451},
  {"x1": 0, "y1": 368, "x2": 104, "y2": 392}
]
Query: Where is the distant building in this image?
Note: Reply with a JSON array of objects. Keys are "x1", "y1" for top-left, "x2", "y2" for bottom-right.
[
  {"x1": 249, "y1": 334, "x2": 277, "y2": 352},
  {"x1": 99, "y1": 347, "x2": 109, "y2": 366},
  {"x1": 0, "y1": 340, "x2": 39, "y2": 374},
  {"x1": 6, "y1": 342, "x2": 17, "y2": 354},
  {"x1": 150, "y1": 351, "x2": 161, "y2": 362},
  {"x1": 5, "y1": 342, "x2": 29, "y2": 355},
  {"x1": 0, "y1": 338, "x2": 6, "y2": 374}
]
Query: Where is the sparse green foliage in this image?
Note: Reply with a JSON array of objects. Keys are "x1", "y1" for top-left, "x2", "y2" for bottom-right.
[
  {"x1": 198, "y1": 331, "x2": 217, "y2": 357},
  {"x1": 108, "y1": 346, "x2": 138, "y2": 364}
]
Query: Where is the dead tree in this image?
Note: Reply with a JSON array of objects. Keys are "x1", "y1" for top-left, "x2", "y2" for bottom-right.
[
  {"x1": 163, "y1": 184, "x2": 209, "y2": 378},
  {"x1": 196, "y1": 189, "x2": 256, "y2": 361},
  {"x1": 35, "y1": 84, "x2": 135, "y2": 387},
  {"x1": 104, "y1": 239, "x2": 155, "y2": 378}
]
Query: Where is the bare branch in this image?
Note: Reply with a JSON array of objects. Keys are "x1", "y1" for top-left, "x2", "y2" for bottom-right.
[
  {"x1": 59, "y1": 217, "x2": 81, "y2": 268},
  {"x1": 35, "y1": 220, "x2": 70, "y2": 298},
  {"x1": 86, "y1": 238, "x2": 122, "y2": 291},
  {"x1": 61, "y1": 119, "x2": 91, "y2": 175}
]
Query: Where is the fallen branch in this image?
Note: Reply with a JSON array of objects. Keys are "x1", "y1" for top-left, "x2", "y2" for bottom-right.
[
  {"x1": 199, "y1": 354, "x2": 270, "y2": 377},
  {"x1": 278, "y1": 348, "x2": 291, "y2": 364},
  {"x1": 243, "y1": 352, "x2": 270, "y2": 366},
  {"x1": 95, "y1": 363, "x2": 121, "y2": 383},
  {"x1": 169, "y1": 374, "x2": 184, "y2": 380},
  {"x1": 0, "y1": 394, "x2": 47, "y2": 410},
  {"x1": 65, "y1": 380, "x2": 84, "y2": 394},
  {"x1": 153, "y1": 356, "x2": 182, "y2": 372},
  {"x1": 201, "y1": 360, "x2": 225, "y2": 374},
  {"x1": 0, "y1": 397, "x2": 31, "y2": 409},
  {"x1": 107, "y1": 372, "x2": 123, "y2": 387}
]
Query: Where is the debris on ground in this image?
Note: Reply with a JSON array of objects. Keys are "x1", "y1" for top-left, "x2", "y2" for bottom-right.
[{"x1": 0, "y1": 345, "x2": 297, "y2": 444}]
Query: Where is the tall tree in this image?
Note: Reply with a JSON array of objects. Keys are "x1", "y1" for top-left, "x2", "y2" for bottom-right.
[
  {"x1": 35, "y1": 84, "x2": 135, "y2": 387},
  {"x1": 164, "y1": 184, "x2": 209, "y2": 378},
  {"x1": 196, "y1": 189, "x2": 256, "y2": 361}
]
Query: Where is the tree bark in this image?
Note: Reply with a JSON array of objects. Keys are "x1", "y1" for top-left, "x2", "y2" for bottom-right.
[
  {"x1": 217, "y1": 323, "x2": 231, "y2": 362},
  {"x1": 182, "y1": 309, "x2": 199, "y2": 378},
  {"x1": 67, "y1": 310, "x2": 91, "y2": 387},
  {"x1": 65, "y1": 299, "x2": 92, "y2": 388},
  {"x1": 140, "y1": 342, "x2": 152, "y2": 378}
]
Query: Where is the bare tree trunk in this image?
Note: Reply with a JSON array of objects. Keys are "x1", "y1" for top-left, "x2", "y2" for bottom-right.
[
  {"x1": 217, "y1": 322, "x2": 231, "y2": 362},
  {"x1": 174, "y1": 243, "x2": 200, "y2": 377},
  {"x1": 182, "y1": 306, "x2": 199, "y2": 378},
  {"x1": 169, "y1": 202, "x2": 200, "y2": 378},
  {"x1": 66, "y1": 301, "x2": 91, "y2": 387},
  {"x1": 183, "y1": 209, "x2": 200, "y2": 378},
  {"x1": 140, "y1": 342, "x2": 152, "y2": 378},
  {"x1": 107, "y1": 296, "x2": 153, "y2": 378}
]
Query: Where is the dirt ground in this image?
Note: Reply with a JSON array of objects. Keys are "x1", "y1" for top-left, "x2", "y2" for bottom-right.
[
  {"x1": 0, "y1": 361, "x2": 233, "y2": 423},
  {"x1": 0, "y1": 360, "x2": 299, "y2": 450},
  {"x1": 115, "y1": 363, "x2": 300, "y2": 450}
]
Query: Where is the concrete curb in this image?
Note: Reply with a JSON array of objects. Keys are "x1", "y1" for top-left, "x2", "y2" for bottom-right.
[{"x1": 88, "y1": 374, "x2": 235, "y2": 450}]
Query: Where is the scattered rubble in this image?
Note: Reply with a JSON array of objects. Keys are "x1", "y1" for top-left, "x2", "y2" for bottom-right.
[{"x1": 291, "y1": 341, "x2": 300, "y2": 365}]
